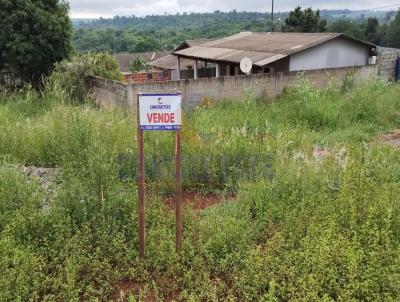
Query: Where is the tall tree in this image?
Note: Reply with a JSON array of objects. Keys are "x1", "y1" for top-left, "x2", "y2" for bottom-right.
[
  {"x1": 283, "y1": 6, "x2": 327, "y2": 33},
  {"x1": 365, "y1": 17, "x2": 380, "y2": 44},
  {"x1": 0, "y1": 0, "x2": 72, "y2": 84}
]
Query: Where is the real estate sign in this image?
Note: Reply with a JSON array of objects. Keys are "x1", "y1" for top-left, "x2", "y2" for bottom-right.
[
  {"x1": 138, "y1": 93, "x2": 182, "y2": 131},
  {"x1": 136, "y1": 92, "x2": 183, "y2": 258}
]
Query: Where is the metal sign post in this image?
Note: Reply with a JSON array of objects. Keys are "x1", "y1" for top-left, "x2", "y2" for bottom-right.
[
  {"x1": 136, "y1": 93, "x2": 183, "y2": 257},
  {"x1": 175, "y1": 128, "x2": 182, "y2": 252},
  {"x1": 136, "y1": 94, "x2": 146, "y2": 258}
]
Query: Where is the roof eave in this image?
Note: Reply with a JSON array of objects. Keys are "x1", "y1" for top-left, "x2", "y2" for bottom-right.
[
  {"x1": 173, "y1": 41, "x2": 191, "y2": 52},
  {"x1": 340, "y1": 33, "x2": 376, "y2": 48},
  {"x1": 174, "y1": 53, "x2": 241, "y2": 66}
]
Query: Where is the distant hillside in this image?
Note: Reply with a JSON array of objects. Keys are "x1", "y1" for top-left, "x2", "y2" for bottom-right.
[
  {"x1": 72, "y1": 9, "x2": 396, "y2": 29},
  {"x1": 71, "y1": 9, "x2": 398, "y2": 53},
  {"x1": 73, "y1": 11, "x2": 270, "y2": 30},
  {"x1": 323, "y1": 10, "x2": 397, "y2": 22}
]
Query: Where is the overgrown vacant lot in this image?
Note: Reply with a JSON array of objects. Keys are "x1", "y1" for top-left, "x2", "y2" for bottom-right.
[{"x1": 1, "y1": 79, "x2": 400, "y2": 301}]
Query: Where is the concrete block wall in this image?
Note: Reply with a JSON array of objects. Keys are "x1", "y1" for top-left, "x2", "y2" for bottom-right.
[
  {"x1": 378, "y1": 49, "x2": 400, "y2": 80},
  {"x1": 90, "y1": 65, "x2": 377, "y2": 111},
  {"x1": 90, "y1": 77, "x2": 128, "y2": 109}
]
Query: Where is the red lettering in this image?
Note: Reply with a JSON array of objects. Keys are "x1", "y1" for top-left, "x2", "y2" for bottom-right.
[{"x1": 146, "y1": 113, "x2": 176, "y2": 124}]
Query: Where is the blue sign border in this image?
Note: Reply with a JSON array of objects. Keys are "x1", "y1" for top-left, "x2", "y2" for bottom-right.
[{"x1": 139, "y1": 93, "x2": 181, "y2": 97}]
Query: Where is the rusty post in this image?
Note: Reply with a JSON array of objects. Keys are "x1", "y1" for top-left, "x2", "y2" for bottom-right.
[
  {"x1": 137, "y1": 94, "x2": 145, "y2": 258},
  {"x1": 175, "y1": 128, "x2": 183, "y2": 253}
]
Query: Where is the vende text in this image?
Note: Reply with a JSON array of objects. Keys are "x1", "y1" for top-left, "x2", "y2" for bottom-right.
[{"x1": 147, "y1": 113, "x2": 175, "y2": 123}]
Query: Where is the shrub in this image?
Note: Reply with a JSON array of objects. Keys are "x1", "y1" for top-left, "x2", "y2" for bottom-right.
[{"x1": 47, "y1": 52, "x2": 122, "y2": 103}]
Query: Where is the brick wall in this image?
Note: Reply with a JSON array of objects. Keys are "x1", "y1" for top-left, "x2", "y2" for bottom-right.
[
  {"x1": 91, "y1": 65, "x2": 377, "y2": 110},
  {"x1": 123, "y1": 71, "x2": 172, "y2": 83}
]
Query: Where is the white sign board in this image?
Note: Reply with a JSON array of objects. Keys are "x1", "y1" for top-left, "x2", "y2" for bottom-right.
[{"x1": 138, "y1": 93, "x2": 182, "y2": 131}]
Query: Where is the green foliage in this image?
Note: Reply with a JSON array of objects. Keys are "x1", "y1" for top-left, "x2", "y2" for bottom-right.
[
  {"x1": 327, "y1": 18, "x2": 365, "y2": 39},
  {"x1": 327, "y1": 16, "x2": 385, "y2": 44},
  {"x1": 0, "y1": 0, "x2": 72, "y2": 84},
  {"x1": 1, "y1": 78, "x2": 400, "y2": 300},
  {"x1": 72, "y1": 11, "x2": 275, "y2": 53},
  {"x1": 283, "y1": 6, "x2": 327, "y2": 33},
  {"x1": 384, "y1": 9, "x2": 400, "y2": 48},
  {"x1": 234, "y1": 147, "x2": 400, "y2": 301},
  {"x1": 130, "y1": 57, "x2": 150, "y2": 73},
  {"x1": 47, "y1": 52, "x2": 122, "y2": 103},
  {"x1": 365, "y1": 17, "x2": 381, "y2": 44},
  {"x1": 0, "y1": 166, "x2": 42, "y2": 232}
]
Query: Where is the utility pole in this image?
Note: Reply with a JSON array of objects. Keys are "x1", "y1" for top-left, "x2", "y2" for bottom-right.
[{"x1": 271, "y1": 0, "x2": 274, "y2": 32}]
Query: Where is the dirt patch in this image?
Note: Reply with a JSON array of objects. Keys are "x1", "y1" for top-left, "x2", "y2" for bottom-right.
[
  {"x1": 312, "y1": 146, "x2": 331, "y2": 160},
  {"x1": 111, "y1": 280, "x2": 154, "y2": 302},
  {"x1": 22, "y1": 166, "x2": 61, "y2": 208},
  {"x1": 22, "y1": 166, "x2": 60, "y2": 190},
  {"x1": 111, "y1": 280, "x2": 179, "y2": 302},
  {"x1": 164, "y1": 191, "x2": 235, "y2": 211},
  {"x1": 376, "y1": 129, "x2": 400, "y2": 148},
  {"x1": 7, "y1": 165, "x2": 61, "y2": 208}
]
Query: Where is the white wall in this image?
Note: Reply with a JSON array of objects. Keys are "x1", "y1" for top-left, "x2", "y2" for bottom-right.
[{"x1": 289, "y1": 38, "x2": 370, "y2": 72}]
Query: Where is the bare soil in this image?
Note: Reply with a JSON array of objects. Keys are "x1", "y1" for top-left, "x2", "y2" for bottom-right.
[
  {"x1": 312, "y1": 146, "x2": 331, "y2": 160},
  {"x1": 376, "y1": 129, "x2": 400, "y2": 148},
  {"x1": 111, "y1": 279, "x2": 179, "y2": 302},
  {"x1": 7, "y1": 165, "x2": 61, "y2": 208},
  {"x1": 111, "y1": 280, "x2": 154, "y2": 302}
]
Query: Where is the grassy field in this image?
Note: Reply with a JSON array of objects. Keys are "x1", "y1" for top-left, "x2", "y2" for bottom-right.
[{"x1": 0, "y1": 78, "x2": 400, "y2": 301}]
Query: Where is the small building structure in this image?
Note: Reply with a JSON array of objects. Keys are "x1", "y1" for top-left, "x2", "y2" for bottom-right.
[
  {"x1": 114, "y1": 51, "x2": 170, "y2": 83},
  {"x1": 151, "y1": 55, "x2": 207, "y2": 81},
  {"x1": 172, "y1": 32, "x2": 377, "y2": 80},
  {"x1": 114, "y1": 51, "x2": 169, "y2": 73},
  {"x1": 150, "y1": 39, "x2": 214, "y2": 80}
]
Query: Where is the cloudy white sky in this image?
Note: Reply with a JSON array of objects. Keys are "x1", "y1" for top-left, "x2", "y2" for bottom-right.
[{"x1": 68, "y1": 0, "x2": 400, "y2": 18}]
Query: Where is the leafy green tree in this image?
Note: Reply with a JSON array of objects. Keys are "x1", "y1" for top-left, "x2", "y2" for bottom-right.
[
  {"x1": 365, "y1": 17, "x2": 380, "y2": 44},
  {"x1": 385, "y1": 9, "x2": 400, "y2": 48},
  {"x1": 0, "y1": 0, "x2": 72, "y2": 85},
  {"x1": 327, "y1": 19, "x2": 365, "y2": 39},
  {"x1": 129, "y1": 57, "x2": 150, "y2": 73},
  {"x1": 130, "y1": 37, "x2": 159, "y2": 53},
  {"x1": 283, "y1": 6, "x2": 327, "y2": 33}
]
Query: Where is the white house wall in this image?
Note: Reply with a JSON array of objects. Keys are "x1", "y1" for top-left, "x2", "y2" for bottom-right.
[{"x1": 289, "y1": 38, "x2": 370, "y2": 72}]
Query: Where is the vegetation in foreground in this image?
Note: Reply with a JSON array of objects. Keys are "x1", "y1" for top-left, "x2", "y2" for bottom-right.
[{"x1": 0, "y1": 78, "x2": 400, "y2": 301}]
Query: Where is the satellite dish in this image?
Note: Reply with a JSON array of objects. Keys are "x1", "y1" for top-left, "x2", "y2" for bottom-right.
[{"x1": 240, "y1": 57, "x2": 253, "y2": 74}]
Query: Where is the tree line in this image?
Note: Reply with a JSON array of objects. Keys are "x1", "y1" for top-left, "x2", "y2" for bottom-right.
[{"x1": 73, "y1": 7, "x2": 400, "y2": 54}]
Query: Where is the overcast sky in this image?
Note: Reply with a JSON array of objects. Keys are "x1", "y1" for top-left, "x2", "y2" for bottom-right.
[{"x1": 68, "y1": 0, "x2": 400, "y2": 18}]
